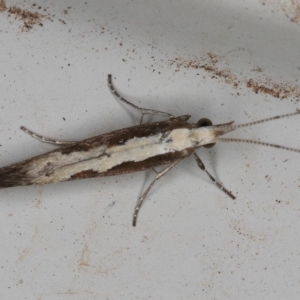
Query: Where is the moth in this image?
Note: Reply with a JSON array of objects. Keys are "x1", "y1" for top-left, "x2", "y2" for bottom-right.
[{"x1": 0, "y1": 74, "x2": 299, "y2": 226}]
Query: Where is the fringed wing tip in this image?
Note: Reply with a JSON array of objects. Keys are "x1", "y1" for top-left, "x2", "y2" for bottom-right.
[
  {"x1": 0, "y1": 175, "x2": 32, "y2": 188},
  {"x1": 0, "y1": 166, "x2": 35, "y2": 189}
]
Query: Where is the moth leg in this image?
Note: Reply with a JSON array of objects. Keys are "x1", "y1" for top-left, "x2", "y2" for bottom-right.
[
  {"x1": 193, "y1": 152, "x2": 236, "y2": 199},
  {"x1": 132, "y1": 159, "x2": 181, "y2": 227},
  {"x1": 20, "y1": 126, "x2": 77, "y2": 146},
  {"x1": 108, "y1": 74, "x2": 174, "y2": 124}
]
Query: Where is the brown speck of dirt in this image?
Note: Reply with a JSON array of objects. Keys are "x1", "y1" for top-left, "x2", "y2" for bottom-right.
[
  {"x1": 59, "y1": 18, "x2": 66, "y2": 25},
  {"x1": 79, "y1": 245, "x2": 90, "y2": 268},
  {"x1": 171, "y1": 52, "x2": 300, "y2": 100},
  {"x1": 229, "y1": 220, "x2": 267, "y2": 241},
  {"x1": 7, "y1": 5, "x2": 47, "y2": 31},
  {"x1": 0, "y1": 0, "x2": 7, "y2": 12},
  {"x1": 170, "y1": 53, "x2": 240, "y2": 88},
  {"x1": 251, "y1": 66, "x2": 263, "y2": 72},
  {"x1": 35, "y1": 198, "x2": 42, "y2": 208},
  {"x1": 260, "y1": 0, "x2": 300, "y2": 23},
  {"x1": 246, "y1": 78, "x2": 299, "y2": 99},
  {"x1": 283, "y1": 0, "x2": 300, "y2": 23}
]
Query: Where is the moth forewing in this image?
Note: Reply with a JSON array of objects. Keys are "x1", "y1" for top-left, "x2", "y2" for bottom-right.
[{"x1": 0, "y1": 74, "x2": 299, "y2": 226}]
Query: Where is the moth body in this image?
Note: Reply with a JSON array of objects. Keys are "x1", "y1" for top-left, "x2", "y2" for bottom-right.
[{"x1": 0, "y1": 116, "x2": 232, "y2": 188}]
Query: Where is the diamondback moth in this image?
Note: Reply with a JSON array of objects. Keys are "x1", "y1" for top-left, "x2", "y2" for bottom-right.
[{"x1": 0, "y1": 74, "x2": 299, "y2": 226}]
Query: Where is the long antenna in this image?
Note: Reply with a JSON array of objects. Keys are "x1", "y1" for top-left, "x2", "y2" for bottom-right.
[
  {"x1": 219, "y1": 138, "x2": 300, "y2": 153},
  {"x1": 218, "y1": 109, "x2": 300, "y2": 153},
  {"x1": 230, "y1": 110, "x2": 300, "y2": 130}
]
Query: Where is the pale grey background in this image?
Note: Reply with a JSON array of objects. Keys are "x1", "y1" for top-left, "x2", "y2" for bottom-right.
[{"x1": 0, "y1": 0, "x2": 300, "y2": 299}]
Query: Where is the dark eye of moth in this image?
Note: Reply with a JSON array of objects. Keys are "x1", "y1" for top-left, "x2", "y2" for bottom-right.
[{"x1": 196, "y1": 118, "x2": 216, "y2": 148}]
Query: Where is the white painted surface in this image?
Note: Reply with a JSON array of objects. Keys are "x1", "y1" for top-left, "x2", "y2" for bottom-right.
[{"x1": 0, "y1": 0, "x2": 299, "y2": 299}]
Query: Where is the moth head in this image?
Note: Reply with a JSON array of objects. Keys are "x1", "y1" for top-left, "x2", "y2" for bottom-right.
[{"x1": 196, "y1": 118, "x2": 216, "y2": 148}]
